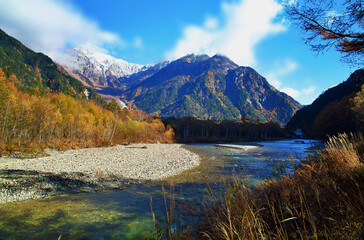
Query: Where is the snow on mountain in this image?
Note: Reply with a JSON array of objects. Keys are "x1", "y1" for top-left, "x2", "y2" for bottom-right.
[
  {"x1": 118, "y1": 99, "x2": 128, "y2": 109},
  {"x1": 62, "y1": 48, "x2": 170, "y2": 89},
  {"x1": 68, "y1": 48, "x2": 145, "y2": 78}
]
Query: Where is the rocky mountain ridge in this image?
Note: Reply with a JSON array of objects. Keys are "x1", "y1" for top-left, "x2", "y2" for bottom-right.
[
  {"x1": 62, "y1": 48, "x2": 170, "y2": 90},
  {"x1": 54, "y1": 48, "x2": 300, "y2": 124},
  {"x1": 121, "y1": 54, "x2": 302, "y2": 124}
]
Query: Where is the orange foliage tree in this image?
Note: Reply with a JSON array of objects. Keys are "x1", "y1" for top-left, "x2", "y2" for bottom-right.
[
  {"x1": 284, "y1": 0, "x2": 364, "y2": 64},
  {"x1": 0, "y1": 73, "x2": 174, "y2": 155}
]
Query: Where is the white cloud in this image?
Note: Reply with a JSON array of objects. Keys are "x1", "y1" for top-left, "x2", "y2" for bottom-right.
[
  {"x1": 302, "y1": 86, "x2": 316, "y2": 95},
  {"x1": 298, "y1": 85, "x2": 317, "y2": 104},
  {"x1": 281, "y1": 87, "x2": 301, "y2": 98},
  {"x1": 205, "y1": 17, "x2": 219, "y2": 29},
  {"x1": 133, "y1": 37, "x2": 144, "y2": 49},
  {"x1": 265, "y1": 59, "x2": 298, "y2": 89},
  {"x1": 265, "y1": 61, "x2": 318, "y2": 101},
  {"x1": 0, "y1": 0, "x2": 122, "y2": 64},
  {"x1": 272, "y1": 59, "x2": 298, "y2": 76},
  {"x1": 166, "y1": 0, "x2": 286, "y2": 66},
  {"x1": 264, "y1": 59, "x2": 304, "y2": 99},
  {"x1": 268, "y1": 78, "x2": 282, "y2": 89}
]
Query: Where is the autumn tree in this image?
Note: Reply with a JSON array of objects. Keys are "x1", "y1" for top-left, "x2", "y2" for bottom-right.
[
  {"x1": 0, "y1": 72, "x2": 11, "y2": 142},
  {"x1": 352, "y1": 84, "x2": 364, "y2": 128},
  {"x1": 106, "y1": 99, "x2": 121, "y2": 110},
  {"x1": 313, "y1": 96, "x2": 355, "y2": 138},
  {"x1": 284, "y1": 0, "x2": 364, "y2": 64}
]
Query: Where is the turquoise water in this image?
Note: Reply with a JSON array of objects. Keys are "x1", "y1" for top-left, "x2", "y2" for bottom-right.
[{"x1": 0, "y1": 139, "x2": 320, "y2": 239}]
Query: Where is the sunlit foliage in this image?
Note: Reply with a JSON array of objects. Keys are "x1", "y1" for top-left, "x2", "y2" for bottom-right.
[{"x1": 0, "y1": 69, "x2": 172, "y2": 156}]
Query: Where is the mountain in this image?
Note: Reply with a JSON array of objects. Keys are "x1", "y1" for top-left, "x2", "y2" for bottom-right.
[
  {"x1": 60, "y1": 49, "x2": 301, "y2": 125},
  {"x1": 121, "y1": 54, "x2": 302, "y2": 125},
  {"x1": 62, "y1": 48, "x2": 170, "y2": 90},
  {"x1": 120, "y1": 59, "x2": 171, "y2": 89},
  {"x1": 0, "y1": 29, "x2": 106, "y2": 104},
  {"x1": 286, "y1": 69, "x2": 364, "y2": 137}
]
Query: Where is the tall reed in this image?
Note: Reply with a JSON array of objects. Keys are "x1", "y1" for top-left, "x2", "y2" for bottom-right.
[{"x1": 157, "y1": 133, "x2": 364, "y2": 239}]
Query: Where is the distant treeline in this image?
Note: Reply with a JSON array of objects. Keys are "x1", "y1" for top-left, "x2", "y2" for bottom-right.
[{"x1": 163, "y1": 117, "x2": 286, "y2": 142}]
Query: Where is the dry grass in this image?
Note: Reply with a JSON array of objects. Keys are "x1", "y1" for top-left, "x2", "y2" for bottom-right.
[{"x1": 169, "y1": 133, "x2": 364, "y2": 239}]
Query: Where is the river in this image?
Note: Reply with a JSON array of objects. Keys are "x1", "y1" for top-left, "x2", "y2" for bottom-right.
[{"x1": 0, "y1": 139, "x2": 321, "y2": 239}]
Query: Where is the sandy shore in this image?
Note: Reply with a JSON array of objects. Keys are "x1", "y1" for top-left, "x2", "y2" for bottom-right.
[{"x1": 0, "y1": 144, "x2": 199, "y2": 204}]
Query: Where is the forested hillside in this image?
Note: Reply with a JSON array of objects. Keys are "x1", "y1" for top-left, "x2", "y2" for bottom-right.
[
  {"x1": 286, "y1": 69, "x2": 364, "y2": 138},
  {"x1": 0, "y1": 29, "x2": 105, "y2": 104},
  {"x1": 0, "y1": 29, "x2": 175, "y2": 155},
  {"x1": 0, "y1": 69, "x2": 174, "y2": 156},
  {"x1": 122, "y1": 54, "x2": 301, "y2": 125}
]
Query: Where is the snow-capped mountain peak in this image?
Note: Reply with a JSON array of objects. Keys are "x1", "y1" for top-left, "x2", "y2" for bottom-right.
[
  {"x1": 61, "y1": 48, "x2": 170, "y2": 90},
  {"x1": 70, "y1": 48, "x2": 144, "y2": 78}
]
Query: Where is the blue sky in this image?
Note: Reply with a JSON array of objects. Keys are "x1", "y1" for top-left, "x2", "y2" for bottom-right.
[{"x1": 0, "y1": 0, "x2": 358, "y2": 105}]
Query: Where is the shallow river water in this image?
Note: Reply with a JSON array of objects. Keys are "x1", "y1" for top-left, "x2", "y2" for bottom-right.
[{"x1": 0, "y1": 139, "x2": 321, "y2": 239}]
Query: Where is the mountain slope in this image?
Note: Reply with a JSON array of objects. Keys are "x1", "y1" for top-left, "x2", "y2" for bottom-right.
[
  {"x1": 0, "y1": 29, "x2": 105, "y2": 104},
  {"x1": 122, "y1": 54, "x2": 301, "y2": 124},
  {"x1": 286, "y1": 69, "x2": 364, "y2": 137},
  {"x1": 62, "y1": 48, "x2": 170, "y2": 90}
]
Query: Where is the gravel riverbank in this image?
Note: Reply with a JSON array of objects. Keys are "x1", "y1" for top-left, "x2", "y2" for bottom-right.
[{"x1": 0, "y1": 144, "x2": 200, "y2": 204}]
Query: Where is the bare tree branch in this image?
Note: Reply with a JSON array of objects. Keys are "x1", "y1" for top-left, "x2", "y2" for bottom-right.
[{"x1": 283, "y1": 0, "x2": 364, "y2": 65}]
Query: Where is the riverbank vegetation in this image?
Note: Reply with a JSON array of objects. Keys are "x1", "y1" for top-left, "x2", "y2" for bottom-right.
[
  {"x1": 157, "y1": 133, "x2": 363, "y2": 239},
  {"x1": 0, "y1": 70, "x2": 174, "y2": 156}
]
